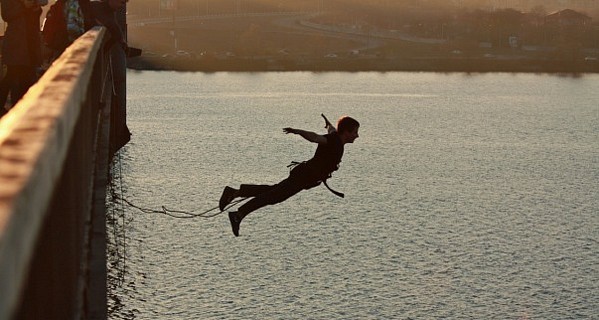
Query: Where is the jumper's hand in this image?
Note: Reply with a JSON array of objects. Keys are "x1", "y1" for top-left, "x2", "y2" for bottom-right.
[
  {"x1": 321, "y1": 113, "x2": 330, "y2": 128},
  {"x1": 321, "y1": 113, "x2": 336, "y2": 133},
  {"x1": 283, "y1": 127, "x2": 296, "y2": 134}
]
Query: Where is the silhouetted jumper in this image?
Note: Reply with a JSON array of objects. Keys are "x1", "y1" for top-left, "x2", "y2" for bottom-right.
[{"x1": 220, "y1": 115, "x2": 360, "y2": 236}]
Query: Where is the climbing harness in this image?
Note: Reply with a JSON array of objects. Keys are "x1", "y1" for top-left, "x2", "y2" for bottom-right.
[{"x1": 287, "y1": 161, "x2": 344, "y2": 198}]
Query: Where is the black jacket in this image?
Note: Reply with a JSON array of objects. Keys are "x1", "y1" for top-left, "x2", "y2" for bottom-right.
[{"x1": 0, "y1": 0, "x2": 42, "y2": 66}]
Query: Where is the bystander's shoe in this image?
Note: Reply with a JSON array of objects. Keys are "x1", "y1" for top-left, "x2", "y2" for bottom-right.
[{"x1": 110, "y1": 126, "x2": 131, "y2": 155}]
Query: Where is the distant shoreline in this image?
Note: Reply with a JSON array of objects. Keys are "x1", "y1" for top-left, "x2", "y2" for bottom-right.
[
  {"x1": 127, "y1": 56, "x2": 599, "y2": 74},
  {"x1": 127, "y1": 12, "x2": 599, "y2": 74}
]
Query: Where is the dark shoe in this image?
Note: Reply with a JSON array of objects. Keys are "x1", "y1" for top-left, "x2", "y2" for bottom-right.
[
  {"x1": 219, "y1": 186, "x2": 236, "y2": 211},
  {"x1": 229, "y1": 211, "x2": 240, "y2": 237},
  {"x1": 110, "y1": 127, "x2": 131, "y2": 155}
]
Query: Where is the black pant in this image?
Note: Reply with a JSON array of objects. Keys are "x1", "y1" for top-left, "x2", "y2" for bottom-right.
[
  {"x1": 0, "y1": 65, "x2": 37, "y2": 112},
  {"x1": 237, "y1": 175, "x2": 320, "y2": 220}
]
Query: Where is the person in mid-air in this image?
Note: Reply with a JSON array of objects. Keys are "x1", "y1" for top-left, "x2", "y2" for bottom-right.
[{"x1": 219, "y1": 115, "x2": 360, "y2": 236}]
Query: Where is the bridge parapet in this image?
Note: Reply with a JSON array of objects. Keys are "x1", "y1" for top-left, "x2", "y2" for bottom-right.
[{"x1": 0, "y1": 26, "x2": 113, "y2": 319}]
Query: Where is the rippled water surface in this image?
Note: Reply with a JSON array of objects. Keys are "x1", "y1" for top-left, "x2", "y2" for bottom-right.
[{"x1": 108, "y1": 71, "x2": 598, "y2": 319}]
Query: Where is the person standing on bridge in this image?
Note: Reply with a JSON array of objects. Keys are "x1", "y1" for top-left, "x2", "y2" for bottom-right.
[
  {"x1": 88, "y1": 0, "x2": 127, "y2": 51},
  {"x1": 219, "y1": 115, "x2": 360, "y2": 237},
  {"x1": 89, "y1": 0, "x2": 130, "y2": 153},
  {"x1": 41, "y1": 0, "x2": 87, "y2": 64},
  {"x1": 0, "y1": 0, "x2": 44, "y2": 117}
]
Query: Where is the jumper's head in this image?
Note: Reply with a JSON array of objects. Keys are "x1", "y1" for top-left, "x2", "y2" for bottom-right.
[{"x1": 337, "y1": 116, "x2": 360, "y2": 144}]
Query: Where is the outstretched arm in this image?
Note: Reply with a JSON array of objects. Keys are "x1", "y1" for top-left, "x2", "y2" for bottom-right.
[{"x1": 283, "y1": 128, "x2": 327, "y2": 144}]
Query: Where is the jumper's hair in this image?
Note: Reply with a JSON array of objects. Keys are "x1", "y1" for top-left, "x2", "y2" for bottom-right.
[{"x1": 337, "y1": 116, "x2": 360, "y2": 134}]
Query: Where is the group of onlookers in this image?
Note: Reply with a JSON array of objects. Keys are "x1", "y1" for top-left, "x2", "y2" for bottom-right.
[{"x1": 0, "y1": 0, "x2": 127, "y2": 118}]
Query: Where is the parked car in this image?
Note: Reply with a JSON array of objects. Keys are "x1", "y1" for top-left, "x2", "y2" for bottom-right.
[{"x1": 176, "y1": 50, "x2": 191, "y2": 58}]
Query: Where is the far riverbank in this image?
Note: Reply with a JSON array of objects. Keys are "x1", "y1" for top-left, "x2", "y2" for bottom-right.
[{"x1": 127, "y1": 55, "x2": 599, "y2": 73}]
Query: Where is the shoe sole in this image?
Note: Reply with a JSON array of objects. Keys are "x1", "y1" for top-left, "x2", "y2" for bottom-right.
[
  {"x1": 229, "y1": 212, "x2": 240, "y2": 237},
  {"x1": 219, "y1": 187, "x2": 234, "y2": 211}
]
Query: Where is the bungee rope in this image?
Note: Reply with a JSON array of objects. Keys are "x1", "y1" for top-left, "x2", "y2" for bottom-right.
[
  {"x1": 112, "y1": 192, "x2": 249, "y2": 219},
  {"x1": 108, "y1": 148, "x2": 245, "y2": 291},
  {"x1": 111, "y1": 113, "x2": 344, "y2": 219},
  {"x1": 109, "y1": 143, "x2": 248, "y2": 219}
]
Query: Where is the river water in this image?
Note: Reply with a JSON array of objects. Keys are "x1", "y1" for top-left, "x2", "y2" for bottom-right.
[{"x1": 107, "y1": 71, "x2": 598, "y2": 319}]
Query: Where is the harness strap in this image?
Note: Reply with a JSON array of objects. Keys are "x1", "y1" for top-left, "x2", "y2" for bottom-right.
[
  {"x1": 287, "y1": 161, "x2": 302, "y2": 169},
  {"x1": 323, "y1": 179, "x2": 345, "y2": 198},
  {"x1": 288, "y1": 161, "x2": 345, "y2": 198}
]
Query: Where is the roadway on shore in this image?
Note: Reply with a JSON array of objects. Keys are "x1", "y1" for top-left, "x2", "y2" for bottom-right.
[{"x1": 128, "y1": 12, "x2": 442, "y2": 54}]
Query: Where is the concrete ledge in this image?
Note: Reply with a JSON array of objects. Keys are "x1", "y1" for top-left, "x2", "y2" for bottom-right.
[{"x1": 0, "y1": 27, "x2": 106, "y2": 320}]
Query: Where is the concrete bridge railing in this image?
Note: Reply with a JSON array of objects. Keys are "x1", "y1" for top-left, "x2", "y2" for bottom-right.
[{"x1": 0, "y1": 26, "x2": 114, "y2": 319}]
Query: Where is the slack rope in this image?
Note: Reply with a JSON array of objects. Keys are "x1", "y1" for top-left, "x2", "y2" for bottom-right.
[{"x1": 112, "y1": 192, "x2": 249, "y2": 219}]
